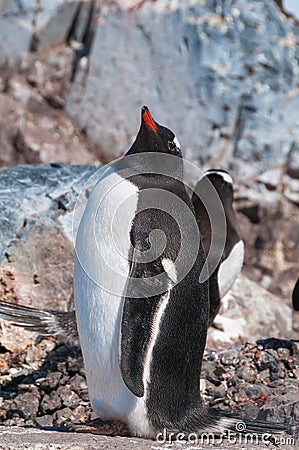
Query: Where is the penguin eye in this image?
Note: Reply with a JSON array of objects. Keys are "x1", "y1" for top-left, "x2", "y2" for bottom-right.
[{"x1": 167, "y1": 141, "x2": 177, "y2": 151}]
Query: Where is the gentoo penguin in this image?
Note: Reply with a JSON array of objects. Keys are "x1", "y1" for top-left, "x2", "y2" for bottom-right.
[
  {"x1": 292, "y1": 278, "x2": 299, "y2": 311},
  {"x1": 0, "y1": 108, "x2": 287, "y2": 438},
  {"x1": 72, "y1": 105, "x2": 215, "y2": 437},
  {"x1": 191, "y1": 170, "x2": 244, "y2": 325}
]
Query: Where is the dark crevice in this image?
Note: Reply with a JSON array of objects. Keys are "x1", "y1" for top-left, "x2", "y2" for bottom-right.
[
  {"x1": 29, "y1": 33, "x2": 39, "y2": 53},
  {"x1": 28, "y1": 0, "x2": 41, "y2": 53},
  {"x1": 239, "y1": 204, "x2": 260, "y2": 224},
  {"x1": 66, "y1": 3, "x2": 82, "y2": 46},
  {"x1": 33, "y1": 274, "x2": 40, "y2": 285},
  {"x1": 0, "y1": 344, "x2": 11, "y2": 354},
  {"x1": 66, "y1": 1, "x2": 97, "y2": 82}
]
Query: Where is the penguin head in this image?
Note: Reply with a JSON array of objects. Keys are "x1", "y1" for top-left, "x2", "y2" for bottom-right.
[
  {"x1": 192, "y1": 169, "x2": 235, "y2": 219},
  {"x1": 192, "y1": 168, "x2": 239, "y2": 262},
  {"x1": 126, "y1": 106, "x2": 181, "y2": 157},
  {"x1": 203, "y1": 170, "x2": 234, "y2": 201}
]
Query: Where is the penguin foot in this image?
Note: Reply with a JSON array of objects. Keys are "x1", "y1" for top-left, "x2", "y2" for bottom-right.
[{"x1": 68, "y1": 418, "x2": 130, "y2": 436}]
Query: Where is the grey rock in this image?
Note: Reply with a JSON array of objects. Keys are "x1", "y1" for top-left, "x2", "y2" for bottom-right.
[
  {"x1": 236, "y1": 183, "x2": 299, "y2": 300},
  {"x1": 208, "y1": 275, "x2": 293, "y2": 345},
  {"x1": 245, "y1": 384, "x2": 270, "y2": 400},
  {"x1": 68, "y1": 374, "x2": 88, "y2": 397},
  {"x1": 254, "y1": 351, "x2": 279, "y2": 373},
  {"x1": 206, "y1": 384, "x2": 227, "y2": 399},
  {"x1": 0, "y1": 0, "x2": 85, "y2": 66},
  {"x1": 13, "y1": 391, "x2": 40, "y2": 419},
  {"x1": 0, "y1": 71, "x2": 100, "y2": 167},
  {"x1": 37, "y1": 372, "x2": 62, "y2": 393},
  {"x1": 236, "y1": 366, "x2": 257, "y2": 382},
  {"x1": 41, "y1": 391, "x2": 62, "y2": 413},
  {"x1": 0, "y1": 1, "x2": 31, "y2": 67},
  {"x1": 35, "y1": 414, "x2": 54, "y2": 427},
  {"x1": 242, "y1": 403, "x2": 260, "y2": 420},
  {"x1": 54, "y1": 406, "x2": 74, "y2": 427},
  {"x1": 220, "y1": 349, "x2": 241, "y2": 366},
  {"x1": 1, "y1": 0, "x2": 298, "y2": 195},
  {"x1": 257, "y1": 168, "x2": 282, "y2": 191},
  {"x1": 284, "y1": 176, "x2": 299, "y2": 205},
  {"x1": 58, "y1": 386, "x2": 81, "y2": 408},
  {"x1": 258, "y1": 388, "x2": 299, "y2": 440},
  {"x1": 0, "y1": 164, "x2": 98, "y2": 341}
]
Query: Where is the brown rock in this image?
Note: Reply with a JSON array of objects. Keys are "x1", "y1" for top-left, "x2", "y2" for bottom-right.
[
  {"x1": 0, "y1": 220, "x2": 73, "y2": 312},
  {"x1": 0, "y1": 69, "x2": 100, "y2": 167}
]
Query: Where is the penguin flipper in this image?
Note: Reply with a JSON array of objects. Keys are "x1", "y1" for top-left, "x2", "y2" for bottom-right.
[
  {"x1": 120, "y1": 260, "x2": 168, "y2": 398},
  {"x1": 0, "y1": 299, "x2": 78, "y2": 341}
]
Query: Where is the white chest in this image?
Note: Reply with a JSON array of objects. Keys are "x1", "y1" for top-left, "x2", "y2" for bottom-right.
[
  {"x1": 74, "y1": 169, "x2": 139, "y2": 420},
  {"x1": 218, "y1": 240, "x2": 244, "y2": 298}
]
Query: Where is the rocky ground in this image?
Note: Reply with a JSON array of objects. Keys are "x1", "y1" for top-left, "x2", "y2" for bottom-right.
[{"x1": 0, "y1": 336, "x2": 298, "y2": 441}]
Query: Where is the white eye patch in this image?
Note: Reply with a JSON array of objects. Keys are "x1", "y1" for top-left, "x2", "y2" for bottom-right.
[
  {"x1": 173, "y1": 136, "x2": 181, "y2": 150},
  {"x1": 206, "y1": 170, "x2": 233, "y2": 185}
]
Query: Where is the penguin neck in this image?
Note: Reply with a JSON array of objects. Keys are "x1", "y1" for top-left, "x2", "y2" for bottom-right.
[{"x1": 119, "y1": 151, "x2": 184, "y2": 182}]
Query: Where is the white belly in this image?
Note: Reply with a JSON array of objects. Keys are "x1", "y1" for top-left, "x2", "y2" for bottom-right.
[
  {"x1": 74, "y1": 259, "x2": 135, "y2": 419},
  {"x1": 73, "y1": 167, "x2": 154, "y2": 436},
  {"x1": 218, "y1": 240, "x2": 244, "y2": 298}
]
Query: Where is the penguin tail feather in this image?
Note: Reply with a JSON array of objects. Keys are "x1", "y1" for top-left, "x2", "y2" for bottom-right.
[
  {"x1": 201, "y1": 409, "x2": 289, "y2": 436},
  {"x1": 155, "y1": 407, "x2": 289, "y2": 440},
  {"x1": 0, "y1": 299, "x2": 78, "y2": 341}
]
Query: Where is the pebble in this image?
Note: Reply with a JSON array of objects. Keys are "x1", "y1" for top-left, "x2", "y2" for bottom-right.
[
  {"x1": 41, "y1": 391, "x2": 62, "y2": 413},
  {"x1": 236, "y1": 366, "x2": 257, "y2": 382},
  {"x1": 54, "y1": 407, "x2": 74, "y2": 427},
  {"x1": 35, "y1": 414, "x2": 54, "y2": 427},
  {"x1": 13, "y1": 391, "x2": 40, "y2": 419},
  {"x1": 245, "y1": 384, "x2": 270, "y2": 399},
  {"x1": 220, "y1": 349, "x2": 241, "y2": 366},
  {"x1": 58, "y1": 386, "x2": 80, "y2": 408},
  {"x1": 254, "y1": 351, "x2": 279, "y2": 372},
  {"x1": 37, "y1": 372, "x2": 62, "y2": 392}
]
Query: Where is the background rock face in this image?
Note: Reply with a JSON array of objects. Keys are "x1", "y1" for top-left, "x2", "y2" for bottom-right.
[
  {"x1": 1, "y1": 1, "x2": 298, "y2": 173},
  {"x1": 66, "y1": 0, "x2": 299, "y2": 174},
  {"x1": 0, "y1": 0, "x2": 81, "y2": 65},
  {"x1": 0, "y1": 69, "x2": 101, "y2": 166}
]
